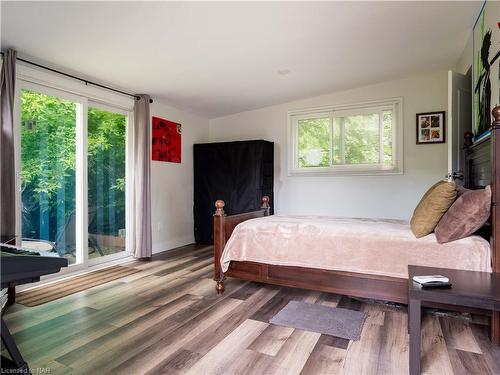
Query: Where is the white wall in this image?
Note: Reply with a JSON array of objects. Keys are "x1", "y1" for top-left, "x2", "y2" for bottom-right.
[
  {"x1": 150, "y1": 102, "x2": 209, "y2": 253},
  {"x1": 209, "y1": 71, "x2": 449, "y2": 220},
  {"x1": 455, "y1": 33, "x2": 473, "y2": 75}
]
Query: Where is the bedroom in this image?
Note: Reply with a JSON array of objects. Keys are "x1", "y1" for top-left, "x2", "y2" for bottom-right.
[{"x1": 0, "y1": 1, "x2": 499, "y2": 374}]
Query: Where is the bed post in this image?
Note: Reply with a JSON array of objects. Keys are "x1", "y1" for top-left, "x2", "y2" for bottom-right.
[
  {"x1": 262, "y1": 196, "x2": 270, "y2": 216},
  {"x1": 491, "y1": 105, "x2": 500, "y2": 345},
  {"x1": 492, "y1": 106, "x2": 500, "y2": 273},
  {"x1": 213, "y1": 200, "x2": 226, "y2": 294}
]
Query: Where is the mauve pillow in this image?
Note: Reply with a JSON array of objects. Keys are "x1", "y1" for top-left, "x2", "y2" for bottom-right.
[
  {"x1": 435, "y1": 185, "x2": 491, "y2": 243},
  {"x1": 456, "y1": 185, "x2": 469, "y2": 197}
]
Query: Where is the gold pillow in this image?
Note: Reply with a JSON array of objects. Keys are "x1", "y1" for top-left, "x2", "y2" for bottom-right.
[{"x1": 410, "y1": 181, "x2": 457, "y2": 238}]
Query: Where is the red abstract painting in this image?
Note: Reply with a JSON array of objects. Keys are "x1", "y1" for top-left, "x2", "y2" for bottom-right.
[{"x1": 152, "y1": 116, "x2": 181, "y2": 163}]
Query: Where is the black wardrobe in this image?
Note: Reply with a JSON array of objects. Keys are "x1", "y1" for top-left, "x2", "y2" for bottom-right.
[{"x1": 193, "y1": 140, "x2": 274, "y2": 244}]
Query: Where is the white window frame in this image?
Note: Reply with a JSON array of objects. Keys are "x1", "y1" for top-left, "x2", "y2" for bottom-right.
[
  {"x1": 288, "y1": 97, "x2": 403, "y2": 176},
  {"x1": 13, "y1": 64, "x2": 134, "y2": 278}
]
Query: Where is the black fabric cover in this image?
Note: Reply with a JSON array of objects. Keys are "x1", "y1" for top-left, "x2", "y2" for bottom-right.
[{"x1": 193, "y1": 140, "x2": 274, "y2": 244}]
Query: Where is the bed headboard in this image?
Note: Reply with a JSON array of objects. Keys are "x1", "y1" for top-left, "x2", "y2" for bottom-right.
[{"x1": 464, "y1": 105, "x2": 500, "y2": 272}]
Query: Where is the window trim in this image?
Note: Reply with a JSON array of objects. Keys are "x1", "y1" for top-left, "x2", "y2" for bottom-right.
[{"x1": 288, "y1": 97, "x2": 403, "y2": 176}]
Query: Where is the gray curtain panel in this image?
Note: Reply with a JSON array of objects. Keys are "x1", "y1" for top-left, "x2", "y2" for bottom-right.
[
  {"x1": 0, "y1": 49, "x2": 17, "y2": 237},
  {"x1": 128, "y1": 95, "x2": 152, "y2": 258}
]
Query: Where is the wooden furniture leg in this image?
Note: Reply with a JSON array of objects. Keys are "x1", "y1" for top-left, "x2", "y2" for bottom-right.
[
  {"x1": 409, "y1": 298, "x2": 421, "y2": 375},
  {"x1": 7, "y1": 286, "x2": 16, "y2": 306},
  {"x1": 491, "y1": 311, "x2": 500, "y2": 345},
  {"x1": 213, "y1": 200, "x2": 226, "y2": 294}
]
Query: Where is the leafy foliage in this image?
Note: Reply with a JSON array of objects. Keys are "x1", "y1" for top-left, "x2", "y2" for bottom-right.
[
  {"x1": 297, "y1": 118, "x2": 330, "y2": 167},
  {"x1": 344, "y1": 113, "x2": 379, "y2": 164},
  {"x1": 87, "y1": 107, "x2": 126, "y2": 237},
  {"x1": 296, "y1": 111, "x2": 393, "y2": 169},
  {"x1": 21, "y1": 90, "x2": 77, "y2": 197},
  {"x1": 383, "y1": 111, "x2": 393, "y2": 166},
  {"x1": 21, "y1": 91, "x2": 77, "y2": 239},
  {"x1": 20, "y1": 90, "x2": 126, "y2": 243}
]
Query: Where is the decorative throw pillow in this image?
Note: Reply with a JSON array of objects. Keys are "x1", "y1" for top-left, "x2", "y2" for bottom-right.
[
  {"x1": 456, "y1": 185, "x2": 469, "y2": 197},
  {"x1": 435, "y1": 185, "x2": 491, "y2": 243},
  {"x1": 410, "y1": 181, "x2": 457, "y2": 238}
]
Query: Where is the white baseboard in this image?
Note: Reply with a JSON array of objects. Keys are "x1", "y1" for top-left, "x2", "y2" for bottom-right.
[{"x1": 152, "y1": 236, "x2": 194, "y2": 254}]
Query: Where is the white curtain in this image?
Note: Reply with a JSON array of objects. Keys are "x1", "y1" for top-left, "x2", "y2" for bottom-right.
[
  {"x1": 127, "y1": 95, "x2": 152, "y2": 258},
  {"x1": 0, "y1": 49, "x2": 17, "y2": 237}
]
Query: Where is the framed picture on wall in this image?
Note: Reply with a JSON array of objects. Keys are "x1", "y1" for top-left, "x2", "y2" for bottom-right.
[
  {"x1": 416, "y1": 111, "x2": 445, "y2": 144},
  {"x1": 152, "y1": 116, "x2": 182, "y2": 163}
]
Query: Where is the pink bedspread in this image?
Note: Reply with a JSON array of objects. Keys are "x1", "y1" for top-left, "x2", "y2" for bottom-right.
[{"x1": 220, "y1": 216, "x2": 492, "y2": 278}]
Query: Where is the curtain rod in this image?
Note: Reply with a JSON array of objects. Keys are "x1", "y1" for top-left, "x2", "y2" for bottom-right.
[{"x1": 0, "y1": 51, "x2": 153, "y2": 103}]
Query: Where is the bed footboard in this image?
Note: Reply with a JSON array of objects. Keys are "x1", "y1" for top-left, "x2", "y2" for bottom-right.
[{"x1": 213, "y1": 196, "x2": 270, "y2": 294}]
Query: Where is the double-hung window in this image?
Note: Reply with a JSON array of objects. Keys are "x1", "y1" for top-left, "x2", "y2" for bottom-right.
[{"x1": 289, "y1": 98, "x2": 403, "y2": 175}]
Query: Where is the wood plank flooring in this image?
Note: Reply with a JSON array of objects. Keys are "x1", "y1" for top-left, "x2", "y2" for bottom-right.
[
  {"x1": 3, "y1": 244, "x2": 499, "y2": 374},
  {"x1": 16, "y1": 265, "x2": 141, "y2": 306}
]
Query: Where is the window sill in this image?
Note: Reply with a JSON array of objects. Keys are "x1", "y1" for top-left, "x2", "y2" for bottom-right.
[{"x1": 288, "y1": 167, "x2": 403, "y2": 177}]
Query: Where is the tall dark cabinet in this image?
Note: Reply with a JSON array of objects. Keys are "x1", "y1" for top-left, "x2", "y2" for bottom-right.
[{"x1": 193, "y1": 140, "x2": 274, "y2": 244}]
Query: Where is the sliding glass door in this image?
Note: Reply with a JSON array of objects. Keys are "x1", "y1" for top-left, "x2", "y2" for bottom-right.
[
  {"x1": 16, "y1": 82, "x2": 130, "y2": 269},
  {"x1": 87, "y1": 105, "x2": 127, "y2": 263},
  {"x1": 19, "y1": 88, "x2": 79, "y2": 264}
]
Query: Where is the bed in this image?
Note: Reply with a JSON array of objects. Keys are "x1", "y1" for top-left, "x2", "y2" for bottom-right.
[
  {"x1": 213, "y1": 105, "x2": 500, "y2": 344},
  {"x1": 220, "y1": 216, "x2": 491, "y2": 278}
]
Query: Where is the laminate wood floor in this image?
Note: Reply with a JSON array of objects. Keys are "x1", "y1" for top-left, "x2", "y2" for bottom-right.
[{"x1": 3, "y1": 244, "x2": 500, "y2": 374}]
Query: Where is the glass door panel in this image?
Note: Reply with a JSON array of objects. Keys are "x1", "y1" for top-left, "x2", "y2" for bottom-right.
[
  {"x1": 87, "y1": 106, "x2": 127, "y2": 260},
  {"x1": 20, "y1": 89, "x2": 78, "y2": 264}
]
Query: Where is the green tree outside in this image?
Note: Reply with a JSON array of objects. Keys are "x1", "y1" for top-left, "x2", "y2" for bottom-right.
[
  {"x1": 20, "y1": 90, "x2": 126, "y2": 259},
  {"x1": 296, "y1": 111, "x2": 393, "y2": 168}
]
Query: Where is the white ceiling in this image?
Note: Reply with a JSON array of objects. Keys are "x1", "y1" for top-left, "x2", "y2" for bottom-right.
[{"x1": 1, "y1": 1, "x2": 480, "y2": 118}]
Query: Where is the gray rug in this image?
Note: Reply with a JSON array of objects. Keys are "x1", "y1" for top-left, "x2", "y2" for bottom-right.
[{"x1": 269, "y1": 301, "x2": 367, "y2": 341}]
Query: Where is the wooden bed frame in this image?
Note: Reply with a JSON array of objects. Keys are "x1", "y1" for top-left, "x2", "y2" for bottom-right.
[{"x1": 213, "y1": 105, "x2": 500, "y2": 344}]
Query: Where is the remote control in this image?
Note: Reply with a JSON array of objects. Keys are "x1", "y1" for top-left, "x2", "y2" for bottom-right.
[{"x1": 413, "y1": 275, "x2": 449, "y2": 284}]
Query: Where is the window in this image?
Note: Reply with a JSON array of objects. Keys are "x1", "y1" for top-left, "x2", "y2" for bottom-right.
[{"x1": 289, "y1": 98, "x2": 402, "y2": 175}]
